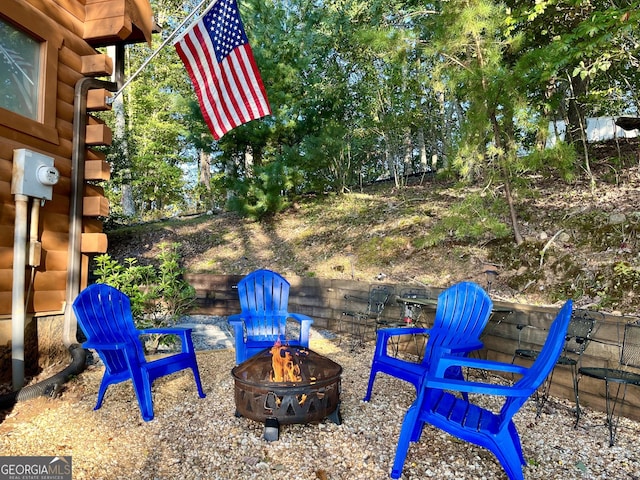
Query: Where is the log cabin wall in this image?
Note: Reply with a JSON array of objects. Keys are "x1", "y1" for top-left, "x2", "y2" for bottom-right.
[
  {"x1": 0, "y1": 0, "x2": 154, "y2": 380},
  {"x1": 186, "y1": 273, "x2": 640, "y2": 422}
]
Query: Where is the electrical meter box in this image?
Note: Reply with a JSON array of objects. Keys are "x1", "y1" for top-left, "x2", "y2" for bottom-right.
[{"x1": 11, "y1": 149, "x2": 60, "y2": 200}]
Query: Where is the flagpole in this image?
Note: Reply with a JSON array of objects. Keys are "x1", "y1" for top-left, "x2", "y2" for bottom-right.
[{"x1": 109, "y1": 0, "x2": 216, "y2": 102}]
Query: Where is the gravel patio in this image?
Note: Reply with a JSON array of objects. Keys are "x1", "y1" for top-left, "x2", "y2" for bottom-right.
[{"x1": 1, "y1": 319, "x2": 639, "y2": 480}]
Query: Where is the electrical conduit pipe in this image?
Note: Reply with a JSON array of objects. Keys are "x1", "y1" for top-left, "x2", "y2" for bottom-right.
[
  {"x1": 5, "y1": 195, "x2": 87, "y2": 408},
  {"x1": 11, "y1": 194, "x2": 29, "y2": 391}
]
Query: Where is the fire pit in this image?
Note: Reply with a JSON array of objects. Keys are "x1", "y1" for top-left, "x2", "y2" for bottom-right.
[{"x1": 231, "y1": 343, "x2": 342, "y2": 441}]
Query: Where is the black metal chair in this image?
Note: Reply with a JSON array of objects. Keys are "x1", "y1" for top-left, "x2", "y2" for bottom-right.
[
  {"x1": 395, "y1": 287, "x2": 432, "y2": 326},
  {"x1": 578, "y1": 321, "x2": 640, "y2": 446},
  {"x1": 513, "y1": 309, "x2": 598, "y2": 418},
  {"x1": 381, "y1": 287, "x2": 435, "y2": 358},
  {"x1": 341, "y1": 285, "x2": 393, "y2": 349}
]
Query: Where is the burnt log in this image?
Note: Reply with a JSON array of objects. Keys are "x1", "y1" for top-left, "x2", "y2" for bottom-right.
[{"x1": 615, "y1": 116, "x2": 640, "y2": 131}]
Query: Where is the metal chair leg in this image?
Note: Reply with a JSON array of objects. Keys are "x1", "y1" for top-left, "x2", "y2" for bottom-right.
[
  {"x1": 570, "y1": 363, "x2": 581, "y2": 421},
  {"x1": 534, "y1": 368, "x2": 554, "y2": 418},
  {"x1": 604, "y1": 381, "x2": 628, "y2": 447}
]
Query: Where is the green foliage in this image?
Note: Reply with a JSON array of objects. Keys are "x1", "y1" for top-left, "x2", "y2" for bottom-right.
[
  {"x1": 226, "y1": 162, "x2": 297, "y2": 220},
  {"x1": 518, "y1": 142, "x2": 578, "y2": 182},
  {"x1": 92, "y1": 243, "x2": 196, "y2": 349},
  {"x1": 154, "y1": 243, "x2": 198, "y2": 322},
  {"x1": 92, "y1": 255, "x2": 157, "y2": 320},
  {"x1": 414, "y1": 193, "x2": 511, "y2": 248},
  {"x1": 612, "y1": 262, "x2": 640, "y2": 291},
  {"x1": 98, "y1": 0, "x2": 639, "y2": 226}
]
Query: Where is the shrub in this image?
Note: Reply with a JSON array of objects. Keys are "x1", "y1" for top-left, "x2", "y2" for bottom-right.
[
  {"x1": 518, "y1": 141, "x2": 577, "y2": 182},
  {"x1": 226, "y1": 162, "x2": 295, "y2": 220},
  {"x1": 414, "y1": 193, "x2": 510, "y2": 249},
  {"x1": 92, "y1": 242, "x2": 196, "y2": 351}
]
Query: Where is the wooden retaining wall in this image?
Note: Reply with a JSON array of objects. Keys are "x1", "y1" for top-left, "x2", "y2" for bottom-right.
[{"x1": 186, "y1": 273, "x2": 640, "y2": 423}]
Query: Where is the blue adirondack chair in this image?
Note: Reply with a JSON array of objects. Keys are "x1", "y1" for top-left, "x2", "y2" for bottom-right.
[
  {"x1": 228, "y1": 269, "x2": 314, "y2": 364},
  {"x1": 390, "y1": 300, "x2": 573, "y2": 480},
  {"x1": 72, "y1": 284, "x2": 206, "y2": 421},
  {"x1": 364, "y1": 281, "x2": 493, "y2": 402}
]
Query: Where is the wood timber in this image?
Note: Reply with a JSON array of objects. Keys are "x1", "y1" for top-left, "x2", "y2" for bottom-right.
[{"x1": 0, "y1": 0, "x2": 155, "y2": 382}]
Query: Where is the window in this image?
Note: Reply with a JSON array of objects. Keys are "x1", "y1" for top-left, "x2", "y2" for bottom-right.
[
  {"x1": 0, "y1": 18, "x2": 42, "y2": 121},
  {"x1": 0, "y1": 2, "x2": 61, "y2": 144}
]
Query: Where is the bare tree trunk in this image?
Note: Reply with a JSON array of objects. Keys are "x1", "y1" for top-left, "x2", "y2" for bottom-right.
[
  {"x1": 113, "y1": 91, "x2": 133, "y2": 214},
  {"x1": 225, "y1": 156, "x2": 235, "y2": 203},
  {"x1": 403, "y1": 128, "x2": 413, "y2": 181},
  {"x1": 490, "y1": 111, "x2": 523, "y2": 245},
  {"x1": 566, "y1": 74, "x2": 587, "y2": 145},
  {"x1": 383, "y1": 132, "x2": 399, "y2": 188},
  {"x1": 473, "y1": 29, "x2": 523, "y2": 246},
  {"x1": 417, "y1": 127, "x2": 429, "y2": 184},
  {"x1": 198, "y1": 150, "x2": 212, "y2": 211},
  {"x1": 244, "y1": 146, "x2": 254, "y2": 176},
  {"x1": 338, "y1": 142, "x2": 351, "y2": 193},
  {"x1": 438, "y1": 91, "x2": 451, "y2": 169},
  {"x1": 502, "y1": 176, "x2": 523, "y2": 244},
  {"x1": 566, "y1": 73, "x2": 594, "y2": 187}
]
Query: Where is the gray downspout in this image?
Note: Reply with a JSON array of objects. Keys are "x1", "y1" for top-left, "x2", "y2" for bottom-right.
[
  {"x1": 1, "y1": 78, "x2": 116, "y2": 410},
  {"x1": 63, "y1": 77, "x2": 117, "y2": 347}
]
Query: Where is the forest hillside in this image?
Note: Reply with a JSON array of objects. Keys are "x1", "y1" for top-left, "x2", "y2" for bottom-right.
[{"x1": 107, "y1": 139, "x2": 640, "y2": 316}]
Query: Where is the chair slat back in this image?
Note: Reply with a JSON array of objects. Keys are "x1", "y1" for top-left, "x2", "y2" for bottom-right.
[
  {"x1": 73, "y1": 284, "x2": 147, "y2": 373},
  {"x1": 368, "y1": 285, "x2": 393, "y2": 317},
  {"x1": 564, "y1": 309, "x2": 598, "y2": 356},
  {"x1": 423, "y1": 282, "x2": 493, "y2": 366},
  {"x1": 236, "y1": 269, "x2": 290, "y2": 339},
  {"x1": 620, "y1": 323, "x2": 640, "y2": 369},
  {"x1": 501, "y1": 300, "x2": 573, "y2": 423}
]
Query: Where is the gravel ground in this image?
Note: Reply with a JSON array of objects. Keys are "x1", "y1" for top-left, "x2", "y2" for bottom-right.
[{"x1": 1, "y1": 319, "x2": 639, "y2": 480}]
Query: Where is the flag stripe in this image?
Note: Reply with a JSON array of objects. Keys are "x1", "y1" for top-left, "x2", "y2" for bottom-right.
[
  {"x1": 174, "y1": 0, "x2": 271, "y2": 140},
  {"x1": 193, "y1": 24, "x2": 239, "y2": 131},
  {"x1": 238, "y1": 45, "x2": 271, "y2": 117},
  {"x1": 229, "y1": 50, "x2": 259, "y2": 121},
  {"x1": 176, "y1": 29, "x2": 226, "y2": 138},
  {"x1": 218, "y1": 53, "x2": 250, "y2": 123},
  {"x1": 232, "y1": 46, "x2": 263, "y2": 118},
  {"x1": 227, "y1": 50, "x2": 257, "y2": 118}
]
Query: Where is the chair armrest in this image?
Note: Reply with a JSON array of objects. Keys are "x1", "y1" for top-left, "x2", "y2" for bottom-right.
[
  {"x1": 420, "y1": 353, "x2": 533, "y2": 397},
  {"x1": 287, "y1": 313, "x2": 313, "y2": 344},
  {"x1": 378, "y1": 327, "x2": 432, "y2": 339},
  {"x1": 428, "y1": 355, "x2": 531, "y2": 396},
  {"x1": 286, "y1": 313, "x2": 314, "y2": 325},
  {"x1": 227, "y1": 315, "x2": 246, "y2": 341},
  {"x1": 83, "y1": 341, "x2": 127, "y2": 351},
  {"x1": 139, "y1": 327, "x2": 192, "y2": 337},
  {"x1": 434, "y1": 355, "x2": 529, "y2": 378},
  {"x1": 138, "y1": 327, "x2": 197, "y2": 353},
  {"x1": 423, "y1": 376, "x2": 533, "y2": 397}
]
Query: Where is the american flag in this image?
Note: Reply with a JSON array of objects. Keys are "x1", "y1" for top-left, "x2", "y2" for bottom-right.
[{"x1": 174, "y1": 0, "x2": 271, "y2": 140}]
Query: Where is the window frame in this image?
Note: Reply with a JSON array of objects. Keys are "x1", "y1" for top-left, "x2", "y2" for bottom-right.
[{"x1": 0, "y1": 1, "x2": 61, "y2": 145}]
